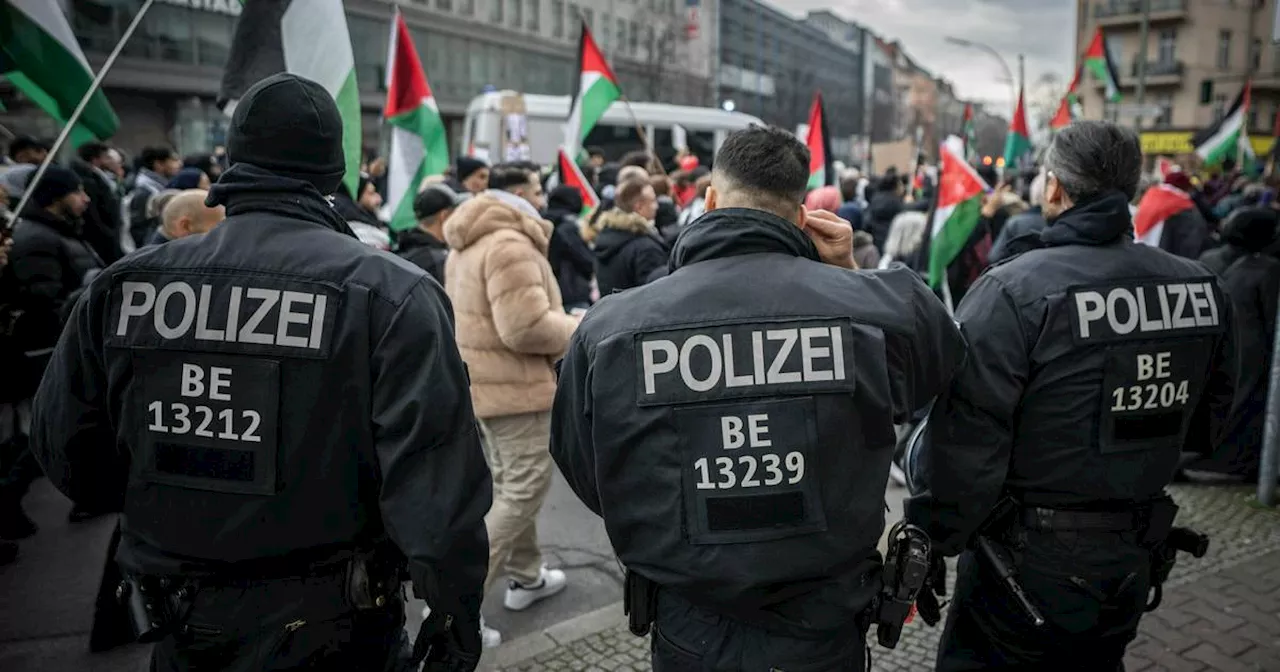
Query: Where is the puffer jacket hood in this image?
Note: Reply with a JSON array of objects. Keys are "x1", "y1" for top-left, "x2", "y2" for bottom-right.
[
  {"x1": 444, "y1": 194, "x2": 552, "y2": 254},
  {"x1": 594, "y1": 209, "x2": 654, "y2": 262}
]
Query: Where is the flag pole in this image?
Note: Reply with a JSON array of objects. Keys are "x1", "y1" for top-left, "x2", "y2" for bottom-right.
[
  {"x1": 0, "y1": 121, "x2": 15, "y2": 140},
  {"x1": 5, "y1": 0, "x2": 157, "y2": 229},
  {"x1": 618, "y1": 95, "x2": 667, "y2": 176}
]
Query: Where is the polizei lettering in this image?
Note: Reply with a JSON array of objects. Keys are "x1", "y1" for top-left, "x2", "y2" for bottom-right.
[
  {"x1": 635, "y1": 318, "x2": 857, "y2": 406},
  {"x1": 109, "y1": 275, "x2": 338, "y2": 356},
  {"x1": 1068, "y1": 279, "x2": 1225, "y2": 343}
]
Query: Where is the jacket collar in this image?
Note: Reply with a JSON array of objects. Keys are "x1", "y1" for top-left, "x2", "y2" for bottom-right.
[
  {"x1": 206, "y1": 163, "x2": 356, "y2": 239},
  {"x1": 669, "y1": 207, "x2": 820, "y2": 271},
  {"x1": 398, "y1": 228, "x2": 448, "y2": 250},
  {"x1": 20, "y1": 203, "x2": 80, "y2": 237},
  {"x1": 137, "y1": 168, "x2": 167, "y2": 191},
  {"x1": 1040, "y1": 190, "x2": 1134, "y2": 248},
  {"x1": 486, "y1": 189, "x2": 542, "y2": 220}
]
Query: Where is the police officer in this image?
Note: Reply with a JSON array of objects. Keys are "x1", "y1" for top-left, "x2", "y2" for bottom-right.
[
  {"x1": 906, "y1": 121, "x2": 1237, "y2": 671},
  {"x1": 550, "y1": 125, "x2": 967, "y2": 671},
  {"x1": 28, "y1": 74, "x2": 491, "y2": 671}
]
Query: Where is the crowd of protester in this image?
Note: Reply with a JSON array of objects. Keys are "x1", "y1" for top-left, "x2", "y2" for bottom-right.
[{"x1": 0, "y1": 131, "x2": 1277, "y2": 625}]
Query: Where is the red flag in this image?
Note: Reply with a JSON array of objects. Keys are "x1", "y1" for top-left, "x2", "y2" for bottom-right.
[
  {"x1": 1050, "y1": 96, "x2": 1073, "y2": 130},
  {"x1": 805, "y1": 92, "x2": 833, "y2": 189},
  {"x1": 557, "y1": 148, "x2": 600, "y2": 217},
  {"x1": 1134, "y1": 184, "x2": 1194, "y2": 242}
]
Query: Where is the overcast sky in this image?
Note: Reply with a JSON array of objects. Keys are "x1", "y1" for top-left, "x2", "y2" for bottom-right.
[{"x1": 774, "y1": 0, "x2": 1076, "y2": 110}]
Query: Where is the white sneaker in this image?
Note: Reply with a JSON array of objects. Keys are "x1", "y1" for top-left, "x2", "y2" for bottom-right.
[
  {"x1": 481, "y1": 617, "x2": 502, "y2": 649},
  {"x1": 888, "y1": 461, "x2": 908, "y2": 488},
  {"x1": 422, "y1": 606, "x2": 502, "y2": 649},
  {"x1": 503, "y1": 565, "x2": 567, "y2": 611}
]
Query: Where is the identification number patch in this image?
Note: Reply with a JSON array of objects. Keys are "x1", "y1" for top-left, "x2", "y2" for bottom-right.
[
  {"x1": 1099, "y1": 342, "x2": 1205, "y2": 454},
  {"x1": 677, "y1": 397, "x2": 825, "y2": 545},
  {"x1": 134, "y1": 352, "x2": 280, "y2": 495}
]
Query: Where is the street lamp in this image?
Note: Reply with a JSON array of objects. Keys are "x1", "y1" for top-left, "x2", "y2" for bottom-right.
[{"x1": 945, "y1": 36, "x2": 1020, "y2": 105}]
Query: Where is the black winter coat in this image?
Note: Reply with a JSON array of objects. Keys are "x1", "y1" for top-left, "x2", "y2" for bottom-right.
[
  {"x1": 397, "y1": 228, "x2": 450, "y2": 286},
  {"x1": 866, "y1": 191, "x2": 904, "y2": 253},
  {"x1": 593, "y1": 209, "x2": 668, "y2": 296},
  {"x1": 71, "y1": 160, "x2": 125, "y2": 264},
  {"x1": 545, "y1": 205, "x2": 595, "y2": 308},
  {"x1": 27, "y1": 163, "x2": 491, "y2": 627}
]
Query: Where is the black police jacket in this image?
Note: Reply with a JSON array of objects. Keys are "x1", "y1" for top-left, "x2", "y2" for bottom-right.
[
  {"x1": 28, "y1": 164, "x2": 492, "y2": 619},
  {"x1": 397, "y1": 228, "x2": 449, "y2": 286},
  {"x1": 906, "y1": 191, "x2": 1237, "y2": 556},
  {"x1": 551, "y1": 207, "x2": 966, "y2": 635}
]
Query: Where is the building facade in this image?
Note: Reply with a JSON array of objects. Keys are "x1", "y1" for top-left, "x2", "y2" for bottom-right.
[
  {"x1": 1073, "y1": 0, "x2": 1278, "y2": 157},
  {"x1": 0, "y1": 0, "x2": 713, "y2": 158},
  {"x1": 716, "y1": 0, "x2": 864, "y2": 162}
]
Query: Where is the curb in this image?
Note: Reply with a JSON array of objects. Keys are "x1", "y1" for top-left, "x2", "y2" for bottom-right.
[{"x1": 480, "y1": 601, "x2": 629, "y2": 670}]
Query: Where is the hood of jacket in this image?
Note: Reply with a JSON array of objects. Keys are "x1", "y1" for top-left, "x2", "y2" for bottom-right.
[
  {"x1": 594, "y1": 209, "x2": 656, "y2": 262},
  {"x1": 1040, "y1": 190, "x2": 1133, "y2": 248},
  {"x1": 1221, "y1": 207, "x2": 1279, "y2": 252},
  {"x1": 19, "y1": 203, "x2": 81, "y2": 238},
  {"x1": 669, "y1": 207, "x2": 819, "y2": 271},
  {"x1": 206, "y1": 163, "x2": 356, "y2": 238},
  {"x1": 443, "y1": 193, "x2": 552, "y2": 254}
]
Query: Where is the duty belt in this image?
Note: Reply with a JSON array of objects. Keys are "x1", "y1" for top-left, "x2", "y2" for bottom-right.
[{"x1": 1019, "y1": 507, "x2": 1146, "y2": 533}]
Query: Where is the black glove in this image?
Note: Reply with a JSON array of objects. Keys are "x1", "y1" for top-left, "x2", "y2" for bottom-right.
[
  {"x1": 413, "y1": 611, "x2": 482, "y2": 672},
  {"x1": 916, "y1": 554, "x2": 948, "y2": 627}
]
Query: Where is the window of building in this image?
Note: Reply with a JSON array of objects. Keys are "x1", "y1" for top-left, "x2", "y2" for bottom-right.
[
  {"x1": 551, "y1": 0, "x2": 563, "y2": 37},
  {"x1": 1156, "y1": 29, "x2": 1176, "y2": 65},
  {"x1": 1250, "y1": 39, "x2": 1262, "y2": 71},
  {"x1": 1214, "y1": 93, "x2": 1228, "y2": 121},
  {"x1": 347, "y1": 14, "x2": 390, "y2": 92},
  {"x1": 1104, "y1": 35, "x2": 1123, "y2": 67},
  {"x1": 629, "y1": 21, "x2": 639, "y2": 55},
  {"x1": 1154, "y1": 94, "x2": 1173, "y2": 128},
  {"x1": 1250, "y1": 105, "x2": 1260, "y2": 132},
  {"x1": 459, "y1": 0, "x2": 474, "y2": 16},
  {"x1": 600, "y1": 12, "x2": 611, "y2": 48},
  {"x1": 492, "y1": 0, "x2": 503, "y2": 23},
  {"x1": 1217, "y1": 30, "x2": 1231, "y2": 69},
  {"x1": 509, "y1": 0, "x2": 521, "y2": 28},
  {"x1": 582, "y1": 8, "x2": 594, "y2": 35},
  {"x1": 528, "y1": 0, "x2": 539, "y2": 31},
  {"x1": 437, "y1": 0, "x2": 452, "y2": 10},
  {"x1": 617, "y1": 18, "x2": 626, "y2": 53}
]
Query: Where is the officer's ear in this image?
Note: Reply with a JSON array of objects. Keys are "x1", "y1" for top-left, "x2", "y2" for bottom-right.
[{"x1": 704, "y1": 186, "x2": 718, "y2": 212}]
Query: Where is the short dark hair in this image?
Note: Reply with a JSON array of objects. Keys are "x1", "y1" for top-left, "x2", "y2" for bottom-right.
[
  {"x1": 839, "y1": 174, "x2": 859, "y2": 202},
  {"x1": 1044, "y1": 120, "x2": 1142, "y2": 202},
  {"x1": 619, "y1": 150, "x2": 651, "y2": 169},
  {"x1": 615, "y1": 178, "x2": 651, "y2": 213},
  {"x1": 587, "y1": 146, "x2": 606, "y2": 158},
  {"x1": 7, "y1": 136, "x2": 49, "y2": 159},
  {"x1": 711, "y1": 125, "x2": 809, "y2": 214},
  {"x1": 488, "y1": 161, "x2": 539, "y2": 192},
  {"x1": 140, "y1": 146, "x2": 177, "y2": 170},
  {"x1": 77, "y1": 141, "x2": 111, "y2": 163}
]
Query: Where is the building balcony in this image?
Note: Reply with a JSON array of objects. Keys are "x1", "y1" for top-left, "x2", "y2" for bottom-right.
[
  {"x1": 1093, "y1": 0, "x2": 1188, "y2": 27},
  {"x1": 1128, "y1": 59, "x2": 1184, "y2": 85}
]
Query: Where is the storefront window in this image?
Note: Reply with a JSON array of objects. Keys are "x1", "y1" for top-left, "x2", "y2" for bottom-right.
[
  {"x1": 121, "y1": 5, "x2": 195, "y2": 63},
  {"x1": 174, "y1": 97, "x2": 229, "y2": 155},
  {"x1": 348, "y1": 15, "x2": 389, "y2": 92},
  {"x1": 193, "y1": 12, "x2": 235, "y2": 67}
]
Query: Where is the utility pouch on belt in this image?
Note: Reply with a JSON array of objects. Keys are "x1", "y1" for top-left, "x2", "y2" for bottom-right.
[
  {"x1": 347, "y1": 546, "x2": 404, "y2": 611},
  {"x1": 117, "y1": 575, "x2": 193, "y2": 643},
  {"x1": 875, "y1": 521, "x2": 931, "y2": 649},
  {"x1": 624, "y1": 569, "x2": 658, "y2": 637},
  {"x1": 1143, "y1": 497, "x2": 1208, "y2": 611}
]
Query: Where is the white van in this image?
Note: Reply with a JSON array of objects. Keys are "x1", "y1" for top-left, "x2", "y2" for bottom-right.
[{"x1": 461, "y1": 91, "x2": 762, "y2": 168}]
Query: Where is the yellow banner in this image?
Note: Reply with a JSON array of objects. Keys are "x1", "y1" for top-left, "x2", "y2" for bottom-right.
[{"x1": 1141, "y1": 131, "x2": 1272, "y2": 156}]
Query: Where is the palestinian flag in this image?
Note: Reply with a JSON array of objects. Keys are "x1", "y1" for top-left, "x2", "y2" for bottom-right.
[
  {"x1": 557, "y1": 148, "x2": 600, "y2": 217},
  {"x1": 0, "y1": 0, "x2": 119, "y2": 144},
  {"x1": 1050, "y1": 66, "x2": 1082, "y2": 130},
  {"x1": 220, "y1": 0, "x2": 361, "y2": 196},
  {"x1": 1192, "y1": 83, "x2": 1249, "y2": 168},
  {"x1": 961, "y1": 103, "x2": 977, "y2": 163},
  {"x1": 805, "y1": 92, "x2": 834, "y2": 189},
  {"x1": 383, "y1": 9, "x2": 449, "y2": 232},
  {"x1": 1083, "y1": 27, "x2": 1122, "y2": 102},
  {"x1": 1134, "y1": 183, "x2": 1194, "y2": 248},
  {"x1": 929, "y1": 137, "x2": 989, "y2": 291},
  {"x1": 1003, "y1": 87, "x2": 1032, "y2": 169},
  {"x1": 564, "y1": 21, "x2": 621, "y2": 160}
]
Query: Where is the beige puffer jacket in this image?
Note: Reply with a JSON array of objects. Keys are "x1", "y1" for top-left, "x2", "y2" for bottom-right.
[{"x1": 443, "y1": 194, "x2": 579, "y2": 419}]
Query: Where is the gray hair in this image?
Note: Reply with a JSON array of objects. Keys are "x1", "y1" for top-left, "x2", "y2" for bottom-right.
[{"x1": 1042, "y1": 121, "x2": 1142, "y2": 202}]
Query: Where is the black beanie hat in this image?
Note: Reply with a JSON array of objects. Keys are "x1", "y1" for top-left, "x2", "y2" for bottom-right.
[
  {"x1": 31, "y1": 166, "x2": 83, "y2": 208},
  {"x1": 456, "y1": 156, "x2": 488, "y2": 182},
  {"x1": 227, "y1": 73, "x2": 345, "y2": 194}
]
